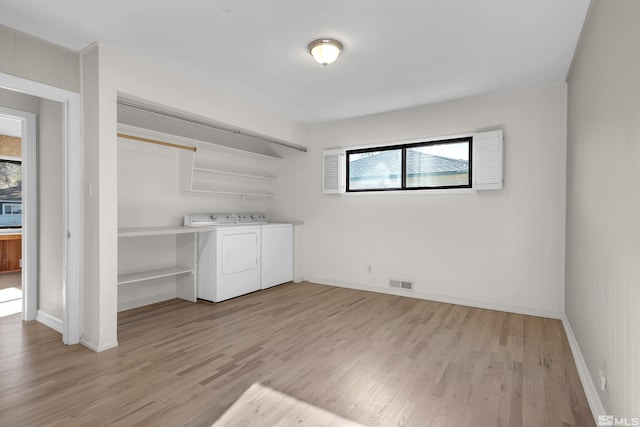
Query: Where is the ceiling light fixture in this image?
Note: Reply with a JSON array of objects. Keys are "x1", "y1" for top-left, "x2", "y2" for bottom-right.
[{"x1": 308, "y1": 39, "x2": 343, "y2": 66}]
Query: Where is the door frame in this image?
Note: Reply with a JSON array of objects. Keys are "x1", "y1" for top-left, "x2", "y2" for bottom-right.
[{"x1": 0, "y1": 72, "x2": 81, "y2": 345}]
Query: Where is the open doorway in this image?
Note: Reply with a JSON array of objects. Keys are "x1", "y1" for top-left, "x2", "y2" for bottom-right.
[
  {"x1": 0, "y1": 110, "x2": 30, "y2": 319},
  {"x1": 0, "y1": 73, "x2": 81, "y2": 345}
]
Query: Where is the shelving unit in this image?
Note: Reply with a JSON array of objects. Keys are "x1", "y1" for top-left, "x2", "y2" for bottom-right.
[
  {"x1": 117, "y1": 226, "x2": 205, "y2": 310},
  {"x1": 193, "y1": 167, "x2": 277, "y2": 181},
  {"x1": 118, "y1": 266, "x2": 194, "y2": 285},
  {"x1": 180, "y1": 140, "x2": 281, "y2": 197}
]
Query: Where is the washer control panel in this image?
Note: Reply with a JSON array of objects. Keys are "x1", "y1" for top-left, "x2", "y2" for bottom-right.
[{"x1": 184, "y1": 212, "x2": 268, "y2": 226}]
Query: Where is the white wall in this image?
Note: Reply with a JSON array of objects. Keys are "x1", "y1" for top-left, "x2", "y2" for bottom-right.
[
  {"x1": 566, "y1": 0, "x2": 640, "y2": 419},
  {"x1": 273, "y1": 84, "x2": 567, "y2": 317},
  {"x1": 81, "y1": 44, "x2": 306, "y2": 351}
]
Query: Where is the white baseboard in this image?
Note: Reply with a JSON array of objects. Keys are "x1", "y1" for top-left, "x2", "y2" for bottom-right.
[
  {"x1": 561, "y1": 314, "x2": 605, "y2": 424},
  {"x1": 117, "y1": 291, "x2": 176, "y2": 312},
  {"x1": 307, "y1": 277, "x2": 564, "y2": 319},
  {"x1": 36, "y1": 310, "x2": 63, "y2": 334},
  {"x1": 80, "y1": 333, "x2": 118, "y2": 353}
]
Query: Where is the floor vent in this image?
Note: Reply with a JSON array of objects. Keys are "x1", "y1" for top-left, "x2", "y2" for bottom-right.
[{"x1": 390, "y1": 279, "x2": 413, "y2": 290}]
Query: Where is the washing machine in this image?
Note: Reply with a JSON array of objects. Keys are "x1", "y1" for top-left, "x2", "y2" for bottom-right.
[{"x1": 186, "y1": 212, "x2": 265, "y2": 302}]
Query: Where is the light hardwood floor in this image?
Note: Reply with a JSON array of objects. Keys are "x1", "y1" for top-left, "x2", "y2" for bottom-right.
[
  {"x1": 0, "y1": 282, "x2": 594, "y2": 427},
  {"x1": 0, "y1": 271, "x2": 21, "y2": 317}
]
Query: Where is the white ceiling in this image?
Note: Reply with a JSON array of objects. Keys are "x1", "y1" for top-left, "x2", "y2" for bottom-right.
[{"x1": 0, "y1": 0, "x2": 591, "y2": 124}]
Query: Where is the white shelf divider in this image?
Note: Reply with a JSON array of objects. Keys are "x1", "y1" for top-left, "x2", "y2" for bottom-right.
[
  {"x1": 193, "y1": 167, "x2": 277, "y2": 181},
  {"x1": 118, "y1": 266, "x2": 193, "y2": 285}
]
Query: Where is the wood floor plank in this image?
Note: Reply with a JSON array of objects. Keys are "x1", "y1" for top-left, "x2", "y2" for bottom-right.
[{"x1": 0, "y1": 282, "x2": 594, "y2": 426}]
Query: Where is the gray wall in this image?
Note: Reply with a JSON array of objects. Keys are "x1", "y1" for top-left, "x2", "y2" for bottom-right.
[
  {"x1": 566, "y1": 0, "x2": 640, "y2": 418},
  {"x1": 38, "y1": 98, "x2": 64, "y2": 319},
  {"x1": 0, "y1": 24, "x2": 79, "y2": 92}
]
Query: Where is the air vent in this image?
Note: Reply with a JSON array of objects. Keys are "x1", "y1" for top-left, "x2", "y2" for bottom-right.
[{"x1": 390, "y1": 279, "x2": 413, "y2": 290}]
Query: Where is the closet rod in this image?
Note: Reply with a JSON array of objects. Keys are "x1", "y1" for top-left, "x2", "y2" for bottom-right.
[
  {"x1": 117, "y1": 100, "x2": 308, "y2": 153},
  {"x1": 117, "y1": 133, "x2": 197, "y2": 152}
]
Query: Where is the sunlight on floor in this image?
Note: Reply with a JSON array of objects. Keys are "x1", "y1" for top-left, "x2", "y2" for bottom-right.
[
  {"x1": 0, "y1": 286, "x2": 21, "y2": 317},
  {"x1": 212, "y1": 383, "x2": 365, "y2": 426}
]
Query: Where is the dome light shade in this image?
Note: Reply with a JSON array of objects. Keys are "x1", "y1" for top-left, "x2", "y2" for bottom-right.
[{"x1": 308, "y1": 39, "x2": 343, "y2": 66}]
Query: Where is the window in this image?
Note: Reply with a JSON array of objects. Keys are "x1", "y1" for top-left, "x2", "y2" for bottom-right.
[
  {"x1": 2, "y1": 203, "x2": 21, "y2": 215},
  {"x1": 322, "y1": 130, "x2": 503, "y2": 195},
  {"x1": 0, "y1": 159, "x2": 22, "y2": 228},
  {"x1": 346, "y1": 137, "x2": 472, "y2": 192}
]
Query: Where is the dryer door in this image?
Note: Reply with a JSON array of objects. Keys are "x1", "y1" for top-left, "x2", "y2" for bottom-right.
[
  {"x1": 215, "y1": 227, "x2": 261, "y2": 302},
  {"x1": 221, "y1": 232, "x2": 258, "y2": 275}
]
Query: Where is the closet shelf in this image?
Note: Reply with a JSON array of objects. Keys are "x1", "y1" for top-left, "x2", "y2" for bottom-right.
[
  {"x1": 197, "y1": 140, "x2": 282, "y2": 161},
  {"x1": 118, "y1": 266, "x2": 193, "y2": 285},
  {"x1": 193, "y1": 167, "x2": 277, "y2": 181},
  {"x1": 189, "y1": 188, "x2": 275, "y2": 197}
]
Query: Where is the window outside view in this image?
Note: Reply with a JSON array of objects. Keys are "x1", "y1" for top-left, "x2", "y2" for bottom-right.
[
  {"x1": 347, "y1": 138, "x2": 471, "y2": 192},
  {"x1": 406, "y1": 141, "x2": 469, "y2": 188},
  {"x1": 0, "y1": 160, "x2": 22, "y2": 228},
  {"x1": 348, "y1": 149, "x2": 402, "y2": 190}
]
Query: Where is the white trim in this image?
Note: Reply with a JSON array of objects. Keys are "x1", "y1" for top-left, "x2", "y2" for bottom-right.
[
  {"x1": 343, "y1": 188, "x2": 478, "y2": 197},
  {"x1": 0, "y1": 72, "x2": 82, "y2": 345},
  {"x1": 307, "y1": 277, "x2": 564, "y2": 320},
  {"x1": 36, "y1": 310, "x2": 63, "y2": 334},
  {"x1": 80, "y1": 333, "x2": 118, "y2": 353},
  {"x1": 561, "y1": 314, "x2": 605, "y2": 424},
  {"x1": 61, "y1": 87, "x2": 82, "y2": 346}
]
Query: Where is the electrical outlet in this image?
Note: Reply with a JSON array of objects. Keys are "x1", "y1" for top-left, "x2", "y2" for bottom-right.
[
  {"x1": 367, "y1": 265, "x2": 372, "y2": 273},
  {"x1": 599, "y1": 370, "x2": 607, "y2": 391}
]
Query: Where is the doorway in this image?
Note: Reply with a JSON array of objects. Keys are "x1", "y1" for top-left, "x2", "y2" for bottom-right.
[
  {"x1": 0, "y1": 109, "x2": 33, "y2": 320},
  {"x1": 0, "y1": 72, "x2": 81, "y2": 345}
]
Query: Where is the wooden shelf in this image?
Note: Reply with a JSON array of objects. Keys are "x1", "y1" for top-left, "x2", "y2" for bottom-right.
[{"x1": 118, "y1": 266, "x2": 193, "y2": 285}]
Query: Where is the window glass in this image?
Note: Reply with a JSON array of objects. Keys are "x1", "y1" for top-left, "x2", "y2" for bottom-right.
[
  {"x1": 0, "y1": 160, "x2": 22, "y2": 228},
  {"x1": 346, "y1": 137, "x2": 471, "y2": 192},
  {"x1": 406, "y1": 141, "x2": 470, "y2": 188},
  {"x1": 348, "y1": 149, "x2": 402, "y2": 191}
]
